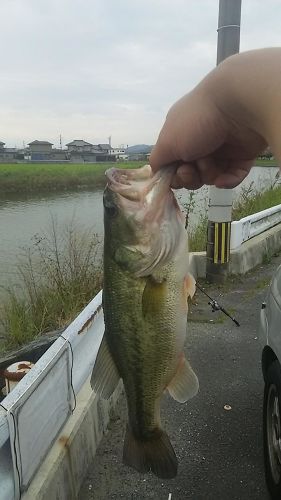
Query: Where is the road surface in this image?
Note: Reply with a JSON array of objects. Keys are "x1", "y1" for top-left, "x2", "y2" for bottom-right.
[{"x1": 78, "y1": 254, "x2": 280, "y2": 500}]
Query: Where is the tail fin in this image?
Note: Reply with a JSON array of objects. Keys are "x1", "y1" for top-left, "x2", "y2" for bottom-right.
[{"x1": 123, "y1": 426, "x2": 178, "y2": 479}]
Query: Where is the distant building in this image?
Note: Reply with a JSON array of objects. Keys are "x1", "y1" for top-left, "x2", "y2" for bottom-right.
[
  {"x1": 26, "y1": 141, "x2": 68, "y2": 162},
  {"x1": 28, "y1": 140, "x2": 53, "y2": 161},
  {"x1": 98, "y1": 143, "x2": 113, "y2": 154},
  {"x1": 110, "y1": 147, "x2": 128, "y2": 161},
  {"x1": 51, "y1": 149, "x2": 69, "y2": 161},
  {"x1": 0, "y1": 138, "x2": 119, "y2": 163},
  {"x1": 66, "y1": 139, "x2": 115, "y2": 163},
  {"x1": 0, "y1": 142, "x2": 23, "y2": 162},
  {"x1": 65, "y1": 140, "x2": 93, "y2": 153}
]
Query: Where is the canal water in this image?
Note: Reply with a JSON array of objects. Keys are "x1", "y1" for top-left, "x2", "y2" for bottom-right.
[{"x1": 0, "y1": 166, "x2": 280, "y2": 293}]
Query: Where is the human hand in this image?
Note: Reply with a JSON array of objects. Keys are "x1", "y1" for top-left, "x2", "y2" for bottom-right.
[{"x1": 150, "y1": 51, "x2": 269, "y2": 190}]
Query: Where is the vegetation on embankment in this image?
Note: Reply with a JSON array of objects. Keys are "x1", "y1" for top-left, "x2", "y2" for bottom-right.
[
  {"x1": 0, "y1": 162, "x2": 145, "y2": 193},
  {"x1": 0, "y1": 159, "x2": 277, "y2": 194},
  {"x1": 0, "y1": 220, "x2": 102, "y2": 350},
  {"x1": 189, "y1": 182, "x2": 281, "y2": 252},
  {"x1": 255, "y1": 158, "x2": 278, "y2": 166}
]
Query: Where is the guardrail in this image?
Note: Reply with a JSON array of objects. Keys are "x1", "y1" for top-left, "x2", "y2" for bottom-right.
[
  {"x1": 0, "y1": 290, "x2": 103, "y2": 500},
  {"x1": 230, "y1": 203, "x2": 281, "y2": 250}
]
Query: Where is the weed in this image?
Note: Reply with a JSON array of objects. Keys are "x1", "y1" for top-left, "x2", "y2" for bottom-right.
[
  {"x1": 188, "y1": 181, "x2": 281, "y2": 252},
  {"x1": 262, "y1": 251, "x2": 271, "y2": 265},
  {"x1": 0, "y1": 218, "x2": 102, "y2": 349},
  {"x1": 232, "y1": 183, "x2": 281, "y2": 221},
  {"x1": 189, "y1": 215, "x2": 208, "y2": 252}
]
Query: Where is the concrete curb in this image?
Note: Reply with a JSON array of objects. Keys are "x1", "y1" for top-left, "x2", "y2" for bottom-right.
[
  {"x1": 189, "y1": 222, "x2": 281, "y2": 278},
  {"x1": 22, "y1": 380, "x2": 123, "y2": 500}
]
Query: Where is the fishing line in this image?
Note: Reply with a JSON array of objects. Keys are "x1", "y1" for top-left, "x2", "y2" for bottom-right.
[
  {"x1": 196, "y1": 283, "x2": 240, "y2": 327},
  {"x1": 60, "y1": 335, "x2": 77, "y2": 413}
]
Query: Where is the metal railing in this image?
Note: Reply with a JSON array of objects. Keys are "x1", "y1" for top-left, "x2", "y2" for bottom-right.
[
  {"x1": 0, "y1": 291, "x2": 103, "y2": 500},
  {"x1": 230, "y1": 203, "x2": 281, "y2": 250}
]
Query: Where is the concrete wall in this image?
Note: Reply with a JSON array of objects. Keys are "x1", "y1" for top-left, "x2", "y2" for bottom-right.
[
  {"x1": 22, "y1": 380, "x2": 123, "y2": 500},
  {"x1": 189, "y1": 222, "x2": 281, "y2": 279}
]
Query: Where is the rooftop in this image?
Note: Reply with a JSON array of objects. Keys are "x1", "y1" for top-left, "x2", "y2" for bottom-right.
[
  {"x1": 66, "y1": 140, "x2": 93, "y2": 147},
  {"x1": 28, "y1": 140, "x2": 53, "y2": 146}
]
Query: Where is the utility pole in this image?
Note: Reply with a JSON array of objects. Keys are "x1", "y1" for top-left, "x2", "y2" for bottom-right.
[{"x1": 206, "y1": 0, "x2": 242, "y2": 283}]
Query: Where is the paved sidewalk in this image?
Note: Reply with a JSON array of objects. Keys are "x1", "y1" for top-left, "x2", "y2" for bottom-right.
[{"x1": 78, "y1": 254, "x2": 281, "y2": 500}]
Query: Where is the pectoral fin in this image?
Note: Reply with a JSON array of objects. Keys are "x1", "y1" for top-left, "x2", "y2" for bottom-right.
[
  {"x1": 167, "y1": 355, "x2": 199, "y2": 403},
  {"x1": 184, "y1": 273, "x2": 196, "y2": 299},
  {"x1": 90, "y1": 335, "x2": 120, "y2": 399}
]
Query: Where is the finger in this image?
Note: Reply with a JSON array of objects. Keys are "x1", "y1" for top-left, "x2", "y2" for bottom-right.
[
  {"x1": 196, "y1": 157, "x2": 223, "y2": 185},
  {"x1": 214, "y1": 160, "x2": 253, "y2": 188},
  {"x1": 171, "y1": 163, "x2": 203, "y2": 190},
  {"x1": 150, "y1": 132, "x2": 177, "y2": 173}
]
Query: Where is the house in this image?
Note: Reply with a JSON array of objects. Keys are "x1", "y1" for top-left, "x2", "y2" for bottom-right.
[
  {"x1": 95, "y1": 144, "x2": 114, "y2": 162},
  {"x1": 51, "y1": 149, "x2": 69, "y2": 161},
  {"x1": 98, "y1": 143, "x2": 113, "y2": 155},
  {"x1": 66, "y1": 140, "x2": 115, "y2": 163},
  {"x1": 66, "y1": 140, "x2": 97, "y2": 162},
  {"x1": 28, "y1": 140, "x2": 53, "y2": 161},
  {"x1": 0, "y1": 142, "x2": 23, "y2": 162},
  {"x1": 27, "y1": 141, "x2": 69, "y2": 162},
  {"x1": 65, "y1": 140, "x2": 94, "y2": 154}
]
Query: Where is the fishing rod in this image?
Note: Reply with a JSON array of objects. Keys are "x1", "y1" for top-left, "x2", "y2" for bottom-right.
[{"x1": 196, "y1": 282, "x2": 240, "y2": 327}]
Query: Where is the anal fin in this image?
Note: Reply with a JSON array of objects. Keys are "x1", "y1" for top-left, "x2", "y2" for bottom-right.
[
  {"x1": 167, "y1": 355, "x2": 199, "y2": 403},
  {"x1": 90, "y1": 335, "x2": 120, "y2": 399}
]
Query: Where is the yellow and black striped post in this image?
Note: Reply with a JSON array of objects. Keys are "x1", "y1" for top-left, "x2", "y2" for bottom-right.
[
  {"x1": 206, "y1": 221, "x2": 231, "y2": 282},
  {"x1": 206, "y1": 0, "x2": 241, "y2": 283},
  {"x1": 211, "y1": 221, "x2": 231, "y2": 264}
]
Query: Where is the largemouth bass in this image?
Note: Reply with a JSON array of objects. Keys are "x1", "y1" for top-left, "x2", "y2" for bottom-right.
[{"x1": 91, "y1": 164, "x2": 199, "y2": 479}]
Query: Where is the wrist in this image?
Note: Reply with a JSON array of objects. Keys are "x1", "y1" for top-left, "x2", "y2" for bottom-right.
[{"x1": 206, "y1": 49, "x2": 281, "y2": 157}]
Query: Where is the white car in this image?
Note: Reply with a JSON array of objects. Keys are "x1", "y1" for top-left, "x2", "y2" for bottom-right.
[{"x1": 260, "y1": 264, "x2": 281, "y2": 499}]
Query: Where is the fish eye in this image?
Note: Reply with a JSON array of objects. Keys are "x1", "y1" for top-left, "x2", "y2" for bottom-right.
[{"x1": 104, "y1": 199, "x2": 118, "y2": 217}]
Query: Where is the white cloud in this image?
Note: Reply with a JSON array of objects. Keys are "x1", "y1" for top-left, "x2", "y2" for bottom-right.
[{"x1": 0, "y1": 0, "x2": 280, "y2": 147}]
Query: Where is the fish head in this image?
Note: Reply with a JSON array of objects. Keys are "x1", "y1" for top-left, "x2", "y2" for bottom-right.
[{"x1": 103, "y1": 164, "x2": 188, "y2": 277}]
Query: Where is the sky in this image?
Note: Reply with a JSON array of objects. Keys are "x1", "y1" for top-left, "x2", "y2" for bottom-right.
[{"x1": 0, "y1": 0, "x2": 281, "y2": 148}]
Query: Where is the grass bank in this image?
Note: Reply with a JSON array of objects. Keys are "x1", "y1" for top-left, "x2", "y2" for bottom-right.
[
  {"x1": 0, "y1": 219, "x2": 102, "y2": 350},
  {"x1": 0, "y1": 161, "x2": 145, "y2": 194},
  {"x1": 189, "y1": 182, "x2": 281, "y2": 252},
  {"x1": 255, "y1": 158, "x2": 278, "y2": 166},
  {"x1": 0, "y1": 159, "x2": 277, "y2": 194}
]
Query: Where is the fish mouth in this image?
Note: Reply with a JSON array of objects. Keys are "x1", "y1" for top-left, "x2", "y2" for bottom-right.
[
  {"x1": 105, "y1": 165, "x2": 157, "y2": 202},
  {"x1": 104, "y1": 164, "x2": 186, "y2": 277},
  {"x1": 105, "y1": 164, "x2": 177, "y2": 207}
]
